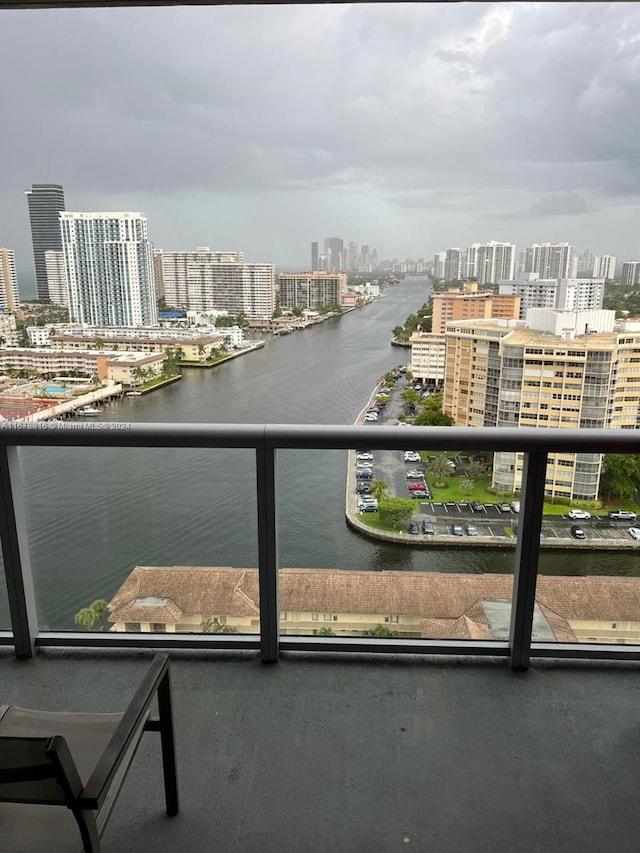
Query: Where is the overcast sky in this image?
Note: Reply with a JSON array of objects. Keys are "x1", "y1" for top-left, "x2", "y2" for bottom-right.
[{"x1": 1, "y1": 2, "x2": 638, "y2": 287}]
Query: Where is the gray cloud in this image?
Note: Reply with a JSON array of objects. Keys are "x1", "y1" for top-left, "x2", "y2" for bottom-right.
[{"x1": 0, "y1": 2, "x2": 638, "y2": 278}]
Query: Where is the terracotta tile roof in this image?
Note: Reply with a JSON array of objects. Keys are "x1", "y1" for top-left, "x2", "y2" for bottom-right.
[{"x1": 109, "y1": 567, "x2": 640, "y2": 634}]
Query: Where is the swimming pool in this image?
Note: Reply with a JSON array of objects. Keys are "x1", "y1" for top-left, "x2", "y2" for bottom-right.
[{"x1": 41, "y1": 385, "x2": 73, "y2": 395}]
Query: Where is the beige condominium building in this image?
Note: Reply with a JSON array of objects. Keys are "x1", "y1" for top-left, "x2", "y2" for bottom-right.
[
  {"x1": 277, "y1": 271, "x2": 348, "y2": 310},
  {"x1": 0, "y1": 248, "x2": 20, "y2": 313},
  {"x1": 443, "y1": 309, "x2": 640, "y2": 501},
  {"x1": 410, "y1": 283, "x2": 519, "y2": 386}
]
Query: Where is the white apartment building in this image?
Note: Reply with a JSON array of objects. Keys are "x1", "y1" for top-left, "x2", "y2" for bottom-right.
[
  {"x1": 621, "y1": 262, "x2": 640, "y2": 287},
  {"x1": 524, "y1": 243, "x2": 576, "y2": 280},
  {"x1": 161, "y1": 248, "x2": 275, "y2": 322},
  {"x1": 0, "y1": 248, "x2": 20, "y2": 313},
  {"x1": 409, "y1": 332, "x2": 446, "y2": 384},
  {"x1": 472, "y1": 242, "x2": 516, "y2": 285},
  {"x1": 592, "y1": 255, "x2": 617, "y2": 280},
  {"x1": 60, "y1": 212, "x2": 157, "y2": 327},
  {"x1": 44, "y1": 250, "x2": 68, "y2": 307},
  {"x1": 499, "y1": 275, "x2": 604, "y2": 319},
  {"x1": 433, "y1": 252, "x2": 446, "y2": 280},
  {"x1": 277, "y1": 271, "x2": 347, "y2": 310}
]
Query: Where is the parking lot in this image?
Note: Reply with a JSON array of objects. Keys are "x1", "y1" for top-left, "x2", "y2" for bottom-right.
[{"x1": 351, "y1": 375, "x2": 639, "y2": 547}]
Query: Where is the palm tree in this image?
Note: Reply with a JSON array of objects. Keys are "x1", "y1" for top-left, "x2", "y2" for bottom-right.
[
  {"x1": 431, "y1": 455, "x2": 454, "y2": 483},
  {"x1": 369, "y1": 480, "x2": 389, "y2": 501},
  {"x1": 201, "y1": 617, "x2": 237, "y2": 634},
  {"x1": 74, "y1": 599, "x2": 109, "y2": 631}
]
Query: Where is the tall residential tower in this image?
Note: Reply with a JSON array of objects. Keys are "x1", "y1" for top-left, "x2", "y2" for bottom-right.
[
  {"x1": 25, "y1": 183, "x2": 66, "y2": 300},
  {"x1": 60, "y1": 212, "x2": 157, "y2": 326}
]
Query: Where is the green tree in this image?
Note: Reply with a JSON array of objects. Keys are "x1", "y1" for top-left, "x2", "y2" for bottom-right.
[
  {"x1": 201, "y1": 617, "x2": 238, "y2": 634},
  {"x1": 378, "y1": 497, "x2": 415, "y2": 529},
  {"x1": 414, "y1": 408, "x2": 454, "y2": 427},
  {"x1": 74, "y1": 599, "x2": 109, "y2": 631},
  {"x1": 318, "y1": 627, "x2": 335, "y2": 636},
  {"x1": 601, "y1": 454, "x2": 640, "y2": 501},
  {"x1": 369, "y1": 480, "x2": 390, "y2": 502},
  {"x1": 363, "y1": 624, "x2": 398, "y2": 638},
  {"x1": 431, "y1": 455, "x2": 454, "y2": 482},
  {"x1": 460, "y1": 478, "x2": 474, "y2": 497}
]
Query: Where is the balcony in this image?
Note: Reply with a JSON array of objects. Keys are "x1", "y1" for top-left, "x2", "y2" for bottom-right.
[
  {"x1": 2, "y1": 646, "x2": 639, "y2": 852},
  {"x1": 2, "y1": 423, "x2": 640, "y2": 668}
]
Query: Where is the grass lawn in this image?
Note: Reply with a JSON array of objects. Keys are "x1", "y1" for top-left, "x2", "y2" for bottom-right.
[{"x1": 356, "y1": 513, "x2": 405, "y2": 533}]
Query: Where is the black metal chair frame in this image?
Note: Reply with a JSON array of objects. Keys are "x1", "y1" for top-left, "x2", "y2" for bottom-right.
[{"x1": 0, "y1": 653, "x2": 179, "y2": 852}]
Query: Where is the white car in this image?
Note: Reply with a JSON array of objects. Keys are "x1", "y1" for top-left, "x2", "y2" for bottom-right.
[
  {"x1": 628, "y1": 527, "x2": 640, "y2": 540},
  {"x1": 406, "y1": 469, "x2": 425, "y2": 479},
  {"x1": 357, "y1": 452, "x2": 373, "y2": 461},
  {"x1": 404, "y1": 451, "x2": 421, "y2": 462},
  {"x1": 568, "y1": 509, "x2": 591, "y2": 520},
  {"x1": 364, "y1": 413, "x2": 378, "y2": 422},
  {"x1": 356, "y1": 461, "x2": 373, "y2": 468}
]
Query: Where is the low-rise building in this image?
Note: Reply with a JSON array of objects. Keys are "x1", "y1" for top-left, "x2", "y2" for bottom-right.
[
  {"x1": 107, "y1": 566, "x2": 640, "y2": 645},
  {"x1": 409, "y1": 332, "x2": 446, "y2": 384},
  {"x1": 49, "y1": 332, "x2": 223, "y2": 362},
  {"x1": 278, "y1": 271, "x2": 348, "y2": 310}
]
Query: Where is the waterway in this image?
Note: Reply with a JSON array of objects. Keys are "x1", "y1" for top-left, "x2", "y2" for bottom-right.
[{"x1": 3, "y1": 276, "x2": 639, "y2": 630}]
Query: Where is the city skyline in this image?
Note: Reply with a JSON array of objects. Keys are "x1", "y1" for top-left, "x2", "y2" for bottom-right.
[{"x1": 0, "y1": 3, "x2": 638, "y2": 287}]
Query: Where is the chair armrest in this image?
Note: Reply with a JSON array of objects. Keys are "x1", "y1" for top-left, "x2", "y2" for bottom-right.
[{"x1": 80, "y1": 654, "x2": 170, "y2": 810}]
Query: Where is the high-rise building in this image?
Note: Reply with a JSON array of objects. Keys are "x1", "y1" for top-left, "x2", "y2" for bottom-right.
[
  {"x1": 278, "y1": 271, "x2": 347, "y2": 310},
  {"x1": 431, "y1": 282, "x2": 520, "y2": 335},
  {"x1": 475, "y1": 241, "x2": 516, "y2": 285},
  {"x1": 524, "y1": 243, "x2": 576, "y2": 280},
  {"x1": 44, "y1": 250, "x2": 68, "y2": 307},
  {"x1": 25, "y1": 183, "x2": 66, "y2": 300},
  {"x1": 499, "y1": 276, "x2": 604, "y2": 319},
  {"x1": 324, "y1": 237, "x2": 344, "y2": 272},
  {"x1": 311, "y1": 242, "x2": 318, "y2": 272},
  {"x1": 433, "y1": 252, "x2": 446, "y2": 280},
  {"x1": 592, "y1": 255, "x2": 617, "y2": 280},
  {"x1": 621, "y1": 262, "x2": 640, "y2": 287},
  {"x1": 60, "y1": 212, "x2": 157, "y2": 326},
  {"x1": 0, "y1": 248, "x2": 20, "y2": 312},
  {"x1": 444, "y1": 248, "x2": 462, "y2": 281},
  {"x1": 577, "y1": 249, "x2": 595, "y2": 275},
  {"x1": 442, "y1": 309, "x2": 637, "y2": 501},
  {"x1": 161, "y1": 248, "x2": 275, "y2": 322}
]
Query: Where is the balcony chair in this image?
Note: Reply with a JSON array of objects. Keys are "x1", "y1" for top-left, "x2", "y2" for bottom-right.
[{"x1": 0, "y1": 653, "x2": 178, "y2": 852}]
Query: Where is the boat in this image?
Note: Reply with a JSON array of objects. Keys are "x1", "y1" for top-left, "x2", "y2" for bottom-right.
[
  {"x1": 125, "y1": 391, "x2": 143, "y2": 397},
  {"x1": 76, "y1": 405, "x2": 101, "y2": 416}
]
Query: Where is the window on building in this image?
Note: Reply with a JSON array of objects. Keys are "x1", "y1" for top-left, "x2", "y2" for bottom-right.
[{"x1": 124, "y1": 622, "x2": 140, "y2": 632}]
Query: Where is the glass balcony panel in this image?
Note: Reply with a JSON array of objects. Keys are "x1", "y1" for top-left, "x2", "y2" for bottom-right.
[
  {"x1": 19, "y1": 446, "x2": 259, "y2": 635},
  {"x1": 278, "y1": 446, "x2": 514, "y2": 642}
]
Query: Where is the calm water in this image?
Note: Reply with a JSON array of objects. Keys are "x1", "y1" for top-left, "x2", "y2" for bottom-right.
[{"x1": 2, "y1": 277, "x2": 638, "y2": 630}]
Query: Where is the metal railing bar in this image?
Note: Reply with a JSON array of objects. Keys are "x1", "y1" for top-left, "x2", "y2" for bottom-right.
[
  {"x1": 531, "y1": 643, "x2": 640, "y2": 661},
  {"x1": 280, "y1": 637, "x2": 510, "y2": 656},
  {"x1": 256, "y1": 445, "x2": 279, "y2": 662},
  {"x1": 34, "y1": 632, "x2": 260, "y2": 650},
  {"x1": 510, "y1": 450, "x2": 547, "y2": 671},
  {"x1": 0, "y1": 423, "x2": 638, "y2": 454},
  {"x1": 0, "y1": 446, "x2": 38, "y2": 658}
]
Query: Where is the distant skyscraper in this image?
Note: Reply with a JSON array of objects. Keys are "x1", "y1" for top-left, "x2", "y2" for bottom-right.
[
  {"x1": 60, "y1": 212, "x2": 157, "y2": 326},
  {"x1": 592, "y1": 255, "x2": 617, "y2": 280},
  {"x1": 44, "y1": 250, "x2": 68, "y2": 307},
  {"x1": 524, "y1": 243, "x2": 575, "y2": 280},
  {"x1": 621, "y1": 262, "x2": 640, "y2": 287},
  {"x1": 475, "y1": 241, "x2": 516, "y2": 285},
  {"x1": 0, "y1": 248, "x2": 20, "y2": 312},
  {"x1": 324, "y1": 237, "x2": 344, "y2": 272},
  {"x1": 311, "y1": 242, "x2": 318, "y2": 271},
  {"x1": 25, "y1": 183, "x2": 66, "y2": 300}
]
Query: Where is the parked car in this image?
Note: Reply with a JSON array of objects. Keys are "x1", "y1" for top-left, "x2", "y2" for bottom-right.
[
  {"x1": 364, "y1": 413, "x2": 378, "y2": 422},
  {"x1": 609, "y1": 510, "x2": 637, "y2": 521},
  {"x1": 355, "y1": 483, "x2": 372, "y2": 494},
  {"x1": 406, "y1": 470, "x2": 425, "y2": 479},
  {"x1": 451, "y1": 523, "x2": 464, "y2": 536},
  {"x1": 407, "y1": 521, "x2": 420, "y2": 535},
  {"x1": 409, "y1": 489, "x2": 429, "y2": 499},
  {"x1": 404, "y1": 451, "x2": 421, "y2": 463},
  {"x1": 356, "y1": 461, "x2": 373, "y2": 468},
  {"x1": 471, "y1": 501, "x2": 485, "y2": 513},
  {"x1": 466, "y1": 525, "x2": 479, "y2": 536},
  {"x1": 356, "y1": 452, "x2": 373, "y2": 461},
  {"x1": 408, "y1": 482, "x2": 427, "y2": 491},
  {"x1": 571, "y1": 525, "x2": 586, "y2": 540},
  {"x1": 568, "y1": 509, "x2": 591, "y2": 520},
  {"x1": 496, "y1": 502, "x2": 511, "y2": 512},
  {"x1": 358, "y1": 498, "x2": 379, "y2": 512},
  {"x1": 422, "y1": 519, "x2": 435, "y2": 535},
  {"x1": 628, "y1": 527, "x2": 640, "y2": 540},
  {"x1": 356, "y1": 469, "x2": 373, "y2": 479},
  {"x1": 510, "y1": 502, "x2": 520, "y2": 514}
]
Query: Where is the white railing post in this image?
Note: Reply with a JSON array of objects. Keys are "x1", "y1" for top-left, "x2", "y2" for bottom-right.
[
  {"x1": 0, "y1": 446, "x2": 38, "y2": 657},
  {"x1": 256, "y1": 444, "x2": 279, "y2": 662},
  {"x1": 510, "y1": 450, "x2": 548, "y2": 671}
]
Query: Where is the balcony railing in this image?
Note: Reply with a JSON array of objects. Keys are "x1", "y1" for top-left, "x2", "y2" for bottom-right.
[{"x1": 1, "y1": 422, "x2": 640, "y2": 669}]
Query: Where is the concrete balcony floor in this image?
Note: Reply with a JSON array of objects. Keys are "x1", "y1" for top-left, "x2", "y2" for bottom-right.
[{"x1": 2, "y1": 648, "x2": 640, "y2": 853}]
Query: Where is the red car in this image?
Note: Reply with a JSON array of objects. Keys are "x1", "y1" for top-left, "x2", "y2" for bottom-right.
[{"x1": 407, "y1": 481, "x2": 427, "y2": 491}]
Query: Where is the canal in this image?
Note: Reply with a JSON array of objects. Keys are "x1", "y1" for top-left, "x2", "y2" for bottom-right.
[{"x1": 3, "y1": 277, "x2": 639, "y2": 630}]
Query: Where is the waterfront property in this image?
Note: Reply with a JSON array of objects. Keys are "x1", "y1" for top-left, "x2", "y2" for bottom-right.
[{"x1": 109, "y1": 565, "x2": 640, "y2": 645}]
